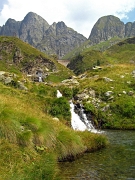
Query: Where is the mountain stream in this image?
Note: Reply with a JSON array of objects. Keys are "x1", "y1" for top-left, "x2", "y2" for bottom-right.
[
  {"x1": 59, "y1": 130, "x2": 135, "y2": 180},
  {"x1": 57, "y1": 90, "x2": 135, "y2": 179}
]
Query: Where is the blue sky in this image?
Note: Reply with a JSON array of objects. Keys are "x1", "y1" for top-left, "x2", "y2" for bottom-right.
[
  {"x1": 0, "y1": 0, "x2": 135, "y2": 38},
  {"x1": 122, "y1": 9, "x2": 135, "y2": 23},
  {"x1": 0, "y1": 1, "x2": 4, "y2": 11}
]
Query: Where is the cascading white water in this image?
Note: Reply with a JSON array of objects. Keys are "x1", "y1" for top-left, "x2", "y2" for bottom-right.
[
  {"x1": 57, "y1": 90, "x2": 62, "y2": 98},
  {"x1": 70, "y1": 101, "x2": 100, "y2": 133},
  {"x1": 70, "y1": 101, "x2": 87, "y2": 131},
  {"x1": 56, "y1": 90, "x2": 101, "y2": 133}
]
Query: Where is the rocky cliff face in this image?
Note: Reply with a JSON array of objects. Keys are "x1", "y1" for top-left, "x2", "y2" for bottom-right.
[
  {"x1": 125, "y1": 22, "x2": 135, "y2": 37},
  {"x1": 0, "y1": 18, "x2": 21, "y2": 37},
  {"x1": 1, "y1": 13, "x2": 135, "y2": 58},
  {"x1": 37, "y1": 21, "x2": 86, "y2": 59},
  {"x1": 0, "y1": 12, "x2": 87, "y2": 58},
  {"x1": 19, "y1": 12, "x2": 50, "y2": 46},
  {"x1": 89, "y1": 15, "x2": 125, "y2": 45},
  {"x1": 89, "y1": 15, "x2": 135, "y2": 45}
]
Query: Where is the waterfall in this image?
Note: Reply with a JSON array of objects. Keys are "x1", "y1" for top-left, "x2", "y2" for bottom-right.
[
  {"x1": 57, "y1": 90, "x2": 62, "y2": 98},
  {"x1": 70, "y1": 101, "x2": 100, "y2": 133},
  {"x1": 70, "y1": 101, "x2": 87, "y2": 131},
  {"x1": 56, "y1": 90, "x2": 101, "y2": 133}
]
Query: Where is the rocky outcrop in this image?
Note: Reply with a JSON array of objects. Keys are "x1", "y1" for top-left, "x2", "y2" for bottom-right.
[
  {"x1": 0, "y1": 12, "x2": 87, "y2": 58},
  {"x1": 89, "y1": 15, "x2": 135, "y2": 46},
  {"x1": 37, "y1": 21, "x2": 86, "y2": 59},
  {"x1": 0, "y1": 36, "x2": 57, "y2": 82},
  {"x1": 0, "y1": 18, "x2": 21, "y2": 37},
  {"x1": 1, "y1": 13, "x2": 135, "y2": 58},
  {"x1": 125, "y1": 22, "x2": 135, "y2": 37},
  {"x1": 19, "y1": 12, "x2": 50, "y2": 46},
  {"x1": 0, "y1": 71, "x2": 28, "y2": 90},
  {"x1": 89, "y1": 15, "x2": 125, "y2": 45}
]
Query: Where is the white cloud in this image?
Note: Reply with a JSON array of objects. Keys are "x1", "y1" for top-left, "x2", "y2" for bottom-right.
[{"x1": 0, "y1": 0, "x2": 135, "y2": 38}]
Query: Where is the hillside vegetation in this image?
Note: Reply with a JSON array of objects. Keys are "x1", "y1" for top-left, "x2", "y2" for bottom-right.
[
  {"x1": 104, "y1": 37, "x2": 135, "y2": 64},
  {"x1": 67, "y1": 37, "x2": 135, "y2": 75},
  {"x1": 67, "y1": 50, "x2": 105, "y2": 75},
  {"x1": 74, "y1": 64, "x2": 135, "y2": 129},
  {"x1": 63, "y1": 36, "x2": 123, "y2": 60},
  {"x1": 0, "y1": 36, "x2": 73, "y2": 82},
  {"x1": 0, "y1": 36, "x2": 108, "y2": 179},
  {"x1": 65, "y1": 37, "x2": 135, "y2": 130}
]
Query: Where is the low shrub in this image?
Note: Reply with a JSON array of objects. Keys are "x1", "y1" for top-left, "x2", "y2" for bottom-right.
[{"x1": 49, "y1": 97, "x2": 71, "y2": 121}]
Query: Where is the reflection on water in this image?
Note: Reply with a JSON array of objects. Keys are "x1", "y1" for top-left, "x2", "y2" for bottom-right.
[{"x1": 59, "y1": 130, "x2": 135, "y2": 180}]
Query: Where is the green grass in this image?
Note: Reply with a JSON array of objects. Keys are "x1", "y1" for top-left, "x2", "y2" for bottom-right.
[
  {"x1": 104, "y1": 37, "x2": 135, "y2": 64},
  {"x1": 62, "y1": 37, "x2": 124, "y2": 61},
  {"x1": 0, "y1": 81, "x2": 108, "y2": 179},
  {"x1": 76, "y1": 64, "x2": 135, "y2": 129},
  {"x1": 67, "y1": 50, "x2": 105, "y2": 75},
  {"x1": 0, "y1": 36, "x2": 73, "y2": 82}
]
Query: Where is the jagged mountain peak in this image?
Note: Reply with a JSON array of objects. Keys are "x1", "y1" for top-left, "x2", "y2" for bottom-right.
[
  {"x1": 22, "y1": 11, "x2": 49, "y2": 26},
  {"x1": 0, "y1": 12, "x2": 86, "y2": 58},
  {"x1": 5, "y1": 18, "x2": 18, "y2": 25},
  {"x1": 56, "y1": 21, "x2": 66, "y2": 27}
]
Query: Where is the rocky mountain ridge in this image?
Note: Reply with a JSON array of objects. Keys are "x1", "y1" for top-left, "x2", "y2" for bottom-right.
[
  {"x1": 0, "y1": 13, "x2": 135, "y2": 59},
  {"x1": 0, "y1": 12, "x2": 87, "y2": 59}
]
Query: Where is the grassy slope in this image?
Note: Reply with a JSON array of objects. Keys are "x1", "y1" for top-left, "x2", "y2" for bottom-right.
[
  {"x1": 0, "y1": 36, "x2": 73, "y2": 82},
  {"x1": 67, "y1": 50, "x2": 105, "y2": 75},
  {"x1": 67, "y1": 37, "x2": 128, "y2": 75},
  {"x1": 0, "y1": 36, "x2": 108, "y2": 179},
  {"x1": 77, "y1": 64, "x2": 135, "y2": 129},
  {"x1": 63, "y1": 37, "x2": 124, "y2": 60},
  {"x1": 104, "y1": 37, "x2": 135, "y2": 64},
  {"x1": 0, "y1": 82, "x2": 108, "y2": 179},
  {"x1": 65, "y1": 37, "x2": 135, "y2": 129}
]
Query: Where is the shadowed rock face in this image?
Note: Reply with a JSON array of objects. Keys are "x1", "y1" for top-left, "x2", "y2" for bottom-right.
[{"x1": 0, "y1": 12, "x2": 87, "y2": 58}]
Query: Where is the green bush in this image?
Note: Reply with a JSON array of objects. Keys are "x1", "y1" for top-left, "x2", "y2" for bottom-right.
[
  {"x1": 50, "y1": 97, "x2": 71, "y2": 121},
  {"x1": 84, "y1": 103, "x2": 97, "y2": 115},
  {"x1": 61, "y1": 87, "x2": 73, "y2": 99},
  {"x1": 111, "y1": 97, "x2": 135, "y2": 118}
]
